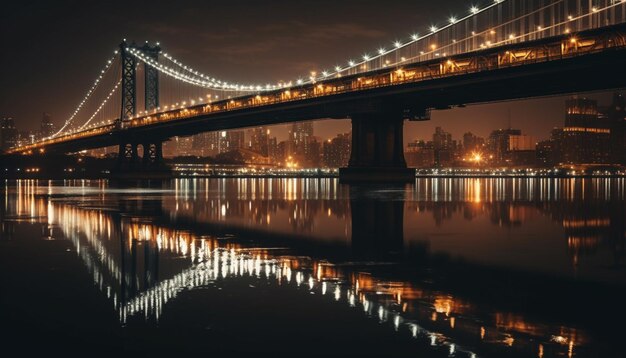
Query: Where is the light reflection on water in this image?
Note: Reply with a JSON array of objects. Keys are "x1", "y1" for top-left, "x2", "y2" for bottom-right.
[{"x1": 1, "y1": 178, "x2": 624, "y2": 357}]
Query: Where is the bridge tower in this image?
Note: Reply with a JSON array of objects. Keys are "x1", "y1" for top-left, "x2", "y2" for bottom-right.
[
  {"x1": 140, "y1": 42, "x2": 160, "y2": 111},
  {"x1": 118, "y1": 41, "x2": 161, "y2": 123},
  {"x1": 115, "y1": 41, "x2": 166, "y2": 176},
  {"x1": 119, "y1": 40, "x2": 137, "y2": 124}
]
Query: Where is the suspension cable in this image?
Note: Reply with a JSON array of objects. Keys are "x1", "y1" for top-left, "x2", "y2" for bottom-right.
[{"x1": 50, "y1": 51, "x2": 120, "y2": 138}]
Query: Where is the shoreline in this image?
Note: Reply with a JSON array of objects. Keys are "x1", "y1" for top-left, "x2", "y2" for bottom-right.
[{"x1": 2, "y1": 173, "x2": 625, "y2": 180}]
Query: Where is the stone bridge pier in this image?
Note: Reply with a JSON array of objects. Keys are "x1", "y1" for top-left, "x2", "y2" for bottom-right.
[
  {"x1": 115, "y1": 140, "x2": 166, "y2": 174},
  {"x1": 340, "y1": 109, "x2": 415, "y2": 182}
]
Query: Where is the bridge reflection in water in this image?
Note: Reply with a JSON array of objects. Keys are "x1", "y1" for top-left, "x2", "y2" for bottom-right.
[{"x1": 1, "y1": 178, "x2": 625, "y2": 357}]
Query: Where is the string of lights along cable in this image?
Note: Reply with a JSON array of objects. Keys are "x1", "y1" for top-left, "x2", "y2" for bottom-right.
[{"x1": 30, "y1": 0, "x2": 626, "y2": 142}]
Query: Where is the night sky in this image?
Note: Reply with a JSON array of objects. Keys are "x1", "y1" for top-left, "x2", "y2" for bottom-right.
[{"x1": 0, "y1": 0, "x2": 620, "y2": 142}]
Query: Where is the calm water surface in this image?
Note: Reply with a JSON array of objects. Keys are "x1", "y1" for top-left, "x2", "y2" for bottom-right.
[{"x1": 1, "y1": 178, "x2": 624, "y2": 357}]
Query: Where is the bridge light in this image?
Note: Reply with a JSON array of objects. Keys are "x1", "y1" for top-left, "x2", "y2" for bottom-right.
[
  {"x1": 334, "y1": 66, "x2": 341, "y2": 72},
  {"x1": 411, "y1": 33, "x2": 419, "y2": 41},
  {"x1": 430, "y1": 25, "x2": 437, "y2": 33},
  {"x1": 394, "y1": 41, "x2": 402, "y2": 48},
  {"x1": 378, "y1": 48, "x2": 385, "y2": 55},
  {"x1": 449, "y1": 16, "x2": 457, "y2": 24},
  {"x1": 362, "y1": 54, "x2": 370, "y2": 61},
  {"x1": 570, "y1": 37, "x2": 577, "y2": 44},
  {"x1": 470, "y1": 6, "x2": 479, "y2": 14},
  {"x1": 348, "y1": 60, "x2": 355, "y2": 66}
]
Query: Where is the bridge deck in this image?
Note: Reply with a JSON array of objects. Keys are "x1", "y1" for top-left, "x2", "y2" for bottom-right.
[{"x1": 8, "y1": 23, "x2": 626, "y2": 155}]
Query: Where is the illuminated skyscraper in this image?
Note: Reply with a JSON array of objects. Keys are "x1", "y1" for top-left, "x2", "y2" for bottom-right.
[
  {"x1": 289, "y1": 121, "x2": 314, "y2": 158},
  {"x1": 561, "y1": 97, "x2": 611, "y2": 164},
  {"x1": 323, "y1": 132, "x2": 351, "y2": 168},
  {"x1": 246, "y1": 126, "x2": 270, "y2": 156}
]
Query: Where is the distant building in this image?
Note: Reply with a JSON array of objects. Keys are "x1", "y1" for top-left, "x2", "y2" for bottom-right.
[
  {"x1": 323, "y1": 132, "x2": 351, "y2": 168},
  {"x1": 487, "y1": 128, "x2": 521, "y2": 164},
  {"x1": 463, "y1": 132, "x2": 484, "y2": 152},
  {"x1": 405, "y1": 140, "x2": 435, "y2": 168},
  {"x1": 218, "y1": 130, "x2": 245, "y2": 154},
  {"x1": 203, "y1": 132, "x2": 222, "y2": 156},
  {"x1": 246, "y1": 127, "x2": 270, "y2": 156},
  {"x1": 0, "y1": 117, "x2": 18, "y2": 151},
  {"x1": 508, "y1": 134, "x2": 535, "y2": 151},
  {"x1": 191, "y1": 132, "x2": 210, "y2": 156},
  {"x1": 433, "y1": 127, "x2": 453, "y2": 150},
  {"x1": 268, "y1": 137, "x2": 278, "y2": 162},
  {"x1": 305, "y1": 136, "x2": 322, "y2": 167},
  {"x1": 289, "y1": 121, "x2": 314, "y2": 159},
  {"x1": 432, "y1": 127, "x2": 456, "y2": 166},
  {"x1": 536, "y1": 128, "x2": 564, "y2": 167},
  {"x1": 276, "y1": 140, "x2": 294, "y2": 165},
  {"x1": 507, "y1": 134, "x2": 536, "y2": 166},
  {"x1": 561, "y1": 97, "x2": 611, "y2": 164},
  {"x1": 168, "y1": 136, "x2": 194, "y2": 157},
  {"x1": 16, "y1": 131, "x2": 36, "y2": 147},
  {"x1": 40, "y1": 112, "x2": 54, "y2": 139}
]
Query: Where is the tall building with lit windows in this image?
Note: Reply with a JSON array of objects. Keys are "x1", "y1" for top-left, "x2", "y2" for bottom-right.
[
  {"x1": 289, "y1": 121, "x2": 314, "y2": 158},
  {"x1": 246, "y1": 126, "x2": 270, "y2": 156},
  {"x1": 218, "y1": 130, "x2": 245, "y2": 154},
  {"x1": 323, "y1": 132, "x2": 351, "y2": 168},
  {"x1": 561, "y1": 97, "x2": 611, "y2": 164}
]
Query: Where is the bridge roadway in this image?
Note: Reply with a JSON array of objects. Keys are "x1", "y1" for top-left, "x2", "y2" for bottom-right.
[{"x1": 9, "y1": 24, "x2": 626, "y2": 181}]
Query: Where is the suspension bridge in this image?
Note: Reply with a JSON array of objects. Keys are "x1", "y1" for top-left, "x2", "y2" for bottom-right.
[{"x1": 6, "y1": 0, "x2": 626, "y2": 181}]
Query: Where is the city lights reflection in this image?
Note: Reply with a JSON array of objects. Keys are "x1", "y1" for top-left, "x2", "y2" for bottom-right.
[{"x1": 1, "y1": 177, "x2": 624, "y2": 357}]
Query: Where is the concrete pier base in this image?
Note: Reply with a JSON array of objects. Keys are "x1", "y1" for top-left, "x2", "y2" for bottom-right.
[{"x1": 339, "y1": 111, "x2": 413, "y2": 183}]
